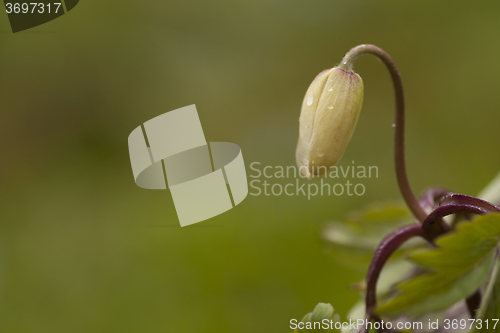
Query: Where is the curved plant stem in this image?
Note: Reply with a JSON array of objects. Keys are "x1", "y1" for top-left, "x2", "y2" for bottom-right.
[
  {"x1": 340, "y1": 45, "x2": 428, "y2": 223},
  {"x1": 421, "y1": 204, "x2": 488, "y2": 236},
  {"x1": 439, "y1": 193, "x2": 500, "y2": 213},
  {"x1": 365, "y1": 224, "x2": 423, "y2": 317}
]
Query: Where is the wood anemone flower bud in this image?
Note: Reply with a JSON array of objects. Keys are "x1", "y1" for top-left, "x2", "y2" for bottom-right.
[{"x1": 296, "y1": 67, "x2": 364, "y2": 180}]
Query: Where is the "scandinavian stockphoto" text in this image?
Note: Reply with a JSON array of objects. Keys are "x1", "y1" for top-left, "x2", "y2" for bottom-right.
[{"x1": 248, "y1": 161, "x2": 378, "y2": 199}]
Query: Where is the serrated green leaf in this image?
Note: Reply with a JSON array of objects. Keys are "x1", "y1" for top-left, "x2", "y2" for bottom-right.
[{"x1": 377, "y1": 214, "x2": 500, "y2": 317}]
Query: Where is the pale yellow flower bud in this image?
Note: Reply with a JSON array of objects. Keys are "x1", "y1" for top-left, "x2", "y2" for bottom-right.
[{"x1": 296, "y1": 67, "x2": 364, "y2": 180}]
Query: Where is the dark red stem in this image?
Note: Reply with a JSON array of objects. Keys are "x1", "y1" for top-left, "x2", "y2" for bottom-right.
[
  {"x1": 341, "y1": 45, "x2": 428, "y2": 223},
  {"x1": 439, "y1": 193, "x2": 500, "y2": 213},
  {"x1": 365, "y1": 224, "x2": 423, "y2": 316}
]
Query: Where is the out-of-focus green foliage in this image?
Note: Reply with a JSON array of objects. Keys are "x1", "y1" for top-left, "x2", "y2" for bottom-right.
[
  {"x1": 479, "y1": 171, "x2": 500, "y2": 205},
  {"x1": 321, "y1": 202, "x2": 426, "y2": 270},
  {"x1": 1, "y1": 1, "x2": 500, "y2": 333},
  {"x1": 473, "y1": 253, "x2": 500, "y2": 333}
]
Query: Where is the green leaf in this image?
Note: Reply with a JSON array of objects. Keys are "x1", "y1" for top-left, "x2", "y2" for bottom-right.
[
  {"x1": 377, "y1": 214, "x2": 500, "y2": 317},
  {"x1": 294, "y1": 303, "x2": 340, "y2": 333},
  {"x1": 320, "y1": 202, "x2": 426, "y2": 270}
]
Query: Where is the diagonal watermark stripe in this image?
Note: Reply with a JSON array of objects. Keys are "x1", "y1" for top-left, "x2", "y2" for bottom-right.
[{"x1": 128, "y1": 105, "x2": 248, "y2": 227}]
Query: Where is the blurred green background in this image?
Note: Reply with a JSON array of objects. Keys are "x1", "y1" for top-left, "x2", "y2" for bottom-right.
[{"x1": 1, "y1": 1, "x2": 500, "y2": 332}]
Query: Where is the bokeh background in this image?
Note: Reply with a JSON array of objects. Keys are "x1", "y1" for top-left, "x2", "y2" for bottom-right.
[{"x1": 1, "y1": 1, "x2": 500, "y2": 332}]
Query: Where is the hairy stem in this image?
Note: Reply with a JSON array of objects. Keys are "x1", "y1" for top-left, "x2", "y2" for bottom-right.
[{"x1": 340, "y1": 45, "x2": 428, "y2": 223}]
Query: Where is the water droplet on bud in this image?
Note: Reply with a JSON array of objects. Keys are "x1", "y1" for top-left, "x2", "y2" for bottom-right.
[{"x1": 307, "y1": 95, "x2": 314, "y2": 106}]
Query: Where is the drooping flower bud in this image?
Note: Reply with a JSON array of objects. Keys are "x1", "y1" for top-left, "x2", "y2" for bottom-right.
[{"x1": 296, "y1": 67, "x2": 364, "y2": 180}]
